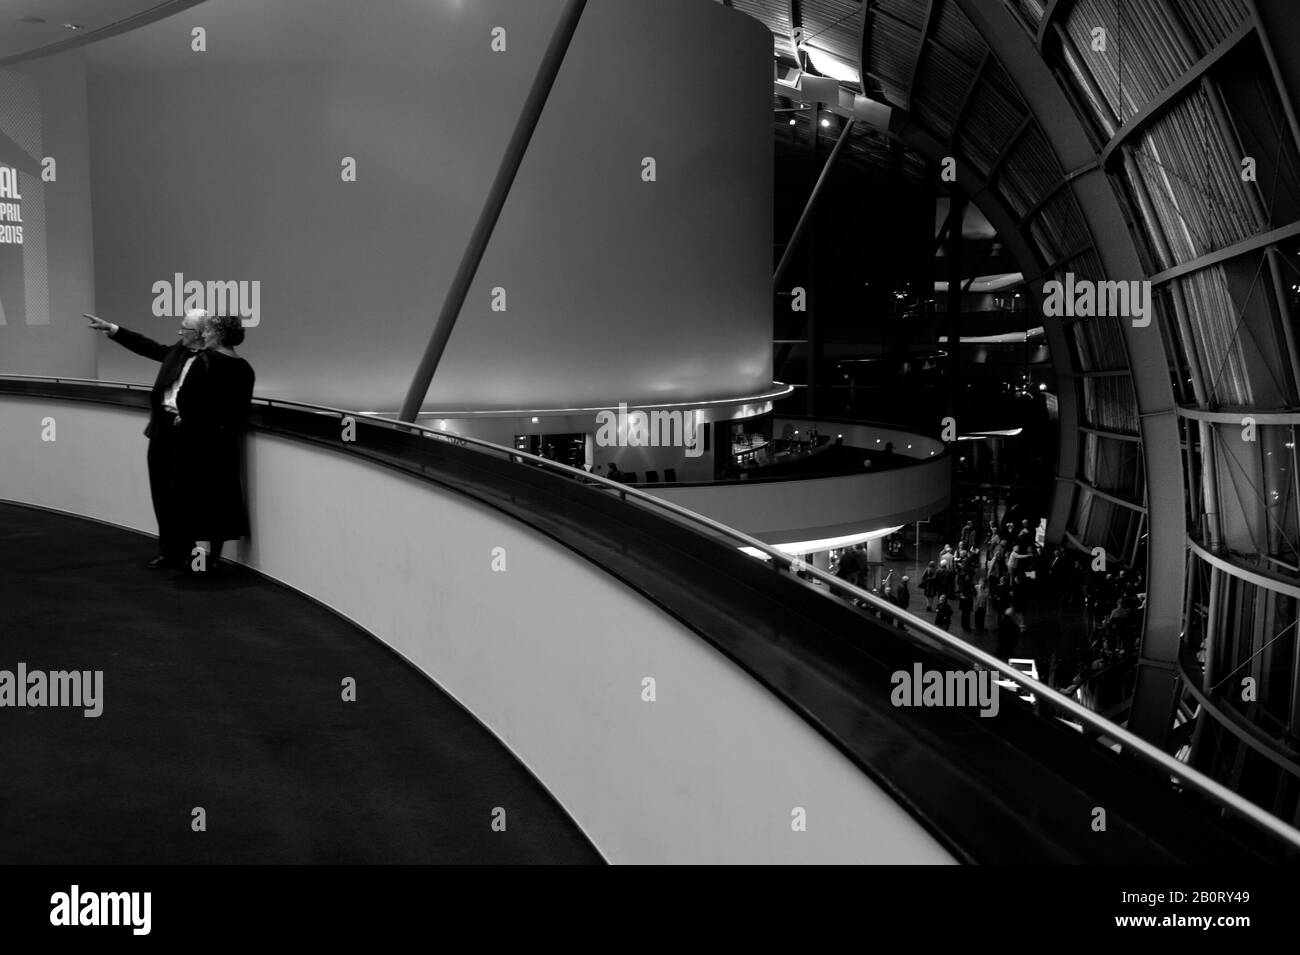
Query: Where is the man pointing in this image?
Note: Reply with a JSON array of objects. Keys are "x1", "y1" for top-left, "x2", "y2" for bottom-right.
[{"x1": 86, "y1": 308, "x2": 209, "y2": 569}]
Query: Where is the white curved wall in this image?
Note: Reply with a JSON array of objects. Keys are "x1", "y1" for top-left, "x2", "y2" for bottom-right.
[
  {"x1": 0, "y1": 394, "x2": 953, "y2": 864},
  {"x1": 646, "y1": 419, "x2": 950, "y2": 543},
  {"x1": 646, "y1": 454, "x2": 951, "y2": 544},
  {"x1": 79, "y1": 0, "x2": 774, "y2": 411}
]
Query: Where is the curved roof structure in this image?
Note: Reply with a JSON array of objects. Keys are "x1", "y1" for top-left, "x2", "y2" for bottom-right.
[
  {"x1": 733, "y1": 0, "x2": 1300, "y2": 821},
  {"x1": 0, "y1": 0, "x2": 205, "y2": 65}
]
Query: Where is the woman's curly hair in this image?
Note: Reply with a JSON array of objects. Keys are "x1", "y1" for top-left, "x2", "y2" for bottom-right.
[{"x1": 208, "y1": 314, "x2": 245, "y2": 347}]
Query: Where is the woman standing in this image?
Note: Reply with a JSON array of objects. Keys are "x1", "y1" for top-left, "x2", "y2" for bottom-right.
[
  {"x1": 920, "y1": 561, "x2": 937, "y2": 611},
  {"x1": 988, "y1": 542, "x2": 1007, "y2": 582},
  {"x1": 179, "y1": 314, "x2": 255, "y2": 573},
  {"x1": 973, "y1": 576, "x2": 989, "y2": 632}
]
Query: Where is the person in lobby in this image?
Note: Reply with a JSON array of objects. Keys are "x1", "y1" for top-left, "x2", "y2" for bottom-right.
[
  {"x1": 920, "y1": 560, "x2": 937, "y2": 611},
  {"x1": 933, "y1": 596, "x2": 953, "y2": 633},
  {"x1": 181, "y1": 314, "x2": 256, "y2": 574},
  {"x1": 895, "y1": 575, "x2": 911, "y2": 612},
  {"x1": 973, "y1": 575, "x2": 989, "y2": 632},
  {"x1": 836, "y1": 543, "x2": 866, "y2": 591},
  {"x1": 958, "y1": 581, "x2": 974, "y2": 632},
  {"x1": 86, "y1": 308, "x2": 210, "y2": 569}
]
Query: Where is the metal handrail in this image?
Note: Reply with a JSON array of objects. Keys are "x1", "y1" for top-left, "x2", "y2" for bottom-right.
[{"x1": 5, "y1": 372, "x2": 1300, "y2": 851}]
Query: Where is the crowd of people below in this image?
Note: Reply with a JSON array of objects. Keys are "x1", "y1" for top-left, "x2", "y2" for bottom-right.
[
  {"x1": 831, "y1": 516, "x2": 1148, "y2": 711},
  {"x1": 836, "y1": 518, "x2": 1045, "y2": 659},
  {"x1": 1050, "y1": 557, "x2": 1146, "y2": 705}
]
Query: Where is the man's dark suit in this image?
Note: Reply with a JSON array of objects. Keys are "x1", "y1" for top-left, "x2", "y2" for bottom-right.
[{"x1": 108, "y1": 325, "x2": 202, "y2": 563}]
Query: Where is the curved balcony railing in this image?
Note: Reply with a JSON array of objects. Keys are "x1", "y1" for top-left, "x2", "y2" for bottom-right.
[{"x1": 4, "y1": 372, "x2": 1300, "y2": 855}]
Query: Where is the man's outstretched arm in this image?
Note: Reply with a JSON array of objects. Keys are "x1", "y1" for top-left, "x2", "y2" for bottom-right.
[{"x1": 84, "y1": 314, "x2": 171, "y2": 362}]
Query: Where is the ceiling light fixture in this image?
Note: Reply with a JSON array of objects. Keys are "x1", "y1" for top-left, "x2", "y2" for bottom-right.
[{"x1": 804, "y1": 46, "x2": 860, "y2": 84}]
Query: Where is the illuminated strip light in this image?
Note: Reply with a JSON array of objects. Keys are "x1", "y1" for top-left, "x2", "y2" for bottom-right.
[
  {"x1": 933, "y1": 272, "x2": 1023, "y2": 292},
  {"x1": 957, "y1": 428, "x2": 1024, "y2": 441},
  {"x1": 937, "y1": 328, "x2": 1046, "y2": 344},
  {"x1": 739, "y1": 525, "x2": 904, "y2": 559}
]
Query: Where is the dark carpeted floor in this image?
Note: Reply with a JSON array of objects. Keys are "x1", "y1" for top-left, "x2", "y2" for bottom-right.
[{"x1": 0, "y1": 502, "x2": 602, "y2": 864}]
